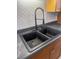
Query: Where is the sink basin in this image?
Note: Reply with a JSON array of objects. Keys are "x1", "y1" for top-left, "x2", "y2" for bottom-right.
[
  {"x1": 19, "y1": 27, "x2": 60, "y2": 52},
  {"x1": 39, "y1": 26, "x2": 60, "y2": 38},
  {"x1": 20, "y1": 30, "x2": 50, "y2": 52}
]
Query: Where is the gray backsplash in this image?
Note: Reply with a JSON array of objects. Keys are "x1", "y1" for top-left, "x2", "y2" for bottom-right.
[{"x1": 17, "y1": 0, "x2": 57, "y2": 30}]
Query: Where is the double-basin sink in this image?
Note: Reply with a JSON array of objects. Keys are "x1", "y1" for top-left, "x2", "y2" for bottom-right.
[{"x1": 19, "y1": 26, "x2": 60, "y2": 52}]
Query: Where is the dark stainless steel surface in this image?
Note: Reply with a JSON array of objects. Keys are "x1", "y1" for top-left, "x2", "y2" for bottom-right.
[{"x1": 17, "y1": 22, "x2": 61, "y2": 59}]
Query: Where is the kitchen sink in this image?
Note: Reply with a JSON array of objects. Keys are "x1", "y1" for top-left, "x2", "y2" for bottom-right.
[
  {"x1": 39, "y1": 26, "x2": 60, "y2": 38},
  {"x1": 19, "y1": 27, "x2": 60, "y2": 52},
  {"x1": 20, "y1": 30, "x2": 50, "y2": 52},
  {"x1": 18, "y1": 7, "x2": 61, "y2": 53}
]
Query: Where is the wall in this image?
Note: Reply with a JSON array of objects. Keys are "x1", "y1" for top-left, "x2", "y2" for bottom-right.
[{"x1": 17, "y1": 0, "x2": 57, "y2": 30}]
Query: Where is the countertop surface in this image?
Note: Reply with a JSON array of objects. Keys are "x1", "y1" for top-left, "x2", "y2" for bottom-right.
[{"x1": 17, "y1": 21, "x2": 61, "y2": 59}]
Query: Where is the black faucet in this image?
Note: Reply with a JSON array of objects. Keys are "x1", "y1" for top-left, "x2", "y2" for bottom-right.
[{"x1": 35, "y1": 7, "x2": 45, "y2": 30}]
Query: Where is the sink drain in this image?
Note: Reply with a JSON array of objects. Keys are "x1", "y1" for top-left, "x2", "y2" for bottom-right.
[{"x1": 27, "y1": 38, "x2": 42, "y2": 48}]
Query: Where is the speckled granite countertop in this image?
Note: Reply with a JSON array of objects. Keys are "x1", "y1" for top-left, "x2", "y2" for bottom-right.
[{"x1": 17, "y1": 21, "x2": 61, "y2": 59}]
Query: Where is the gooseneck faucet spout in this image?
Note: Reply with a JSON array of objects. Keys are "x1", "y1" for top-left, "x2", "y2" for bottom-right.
[{"x1": 35, "y1": 7, "x2": 45, "y2": 30}]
